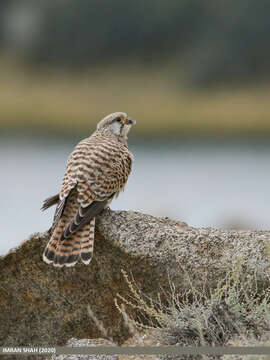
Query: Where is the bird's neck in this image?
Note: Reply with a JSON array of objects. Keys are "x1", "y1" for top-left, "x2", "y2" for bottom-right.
[
  {"x1": 117, "y1": 135, "x2": 128, "y2": 146},
  {"x1": 95, "y1": 128, "x2": 128, "y2": 146}
]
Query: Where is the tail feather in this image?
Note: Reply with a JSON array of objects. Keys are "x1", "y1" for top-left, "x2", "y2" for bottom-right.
[
  {"x1": 43, "y1": 220, "x2": 95, "y2": 267},
  {"x1": 80, "y1": 218, "x2": 95, "y2": 264},
  {"x1": 64, "y1": 238, "x2": 81, "y2": 266},
  {"x1": 41, "y1": 194, "x2": 59, "y2": 211},
  {"x1": 43, "y1": 222, "x2": 65, "y2": 264},
  {"x1": 53, "y1": 236, "x2": 76, "y2": 267},
  {"x1": 43, "y1": 190, "x2": 96, "y2": 267},
  {"x1": 43, "y1": 190, "x2": 77, "y2": 267},
  {"x1": 43, "y1": 245, "x2": 56, "y2": 264},
  {"x1": 53, "y1": 223, "x2": 91, "y2": 267}
]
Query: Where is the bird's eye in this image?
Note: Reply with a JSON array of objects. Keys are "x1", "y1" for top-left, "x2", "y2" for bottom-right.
[{"x1": 116, "y1": 117, "x2": 122, "y2": 123}]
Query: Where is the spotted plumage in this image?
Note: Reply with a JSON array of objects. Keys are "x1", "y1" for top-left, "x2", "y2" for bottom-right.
[{"x1": 42, "y1": 112, "x2": 135, "y2": 267}]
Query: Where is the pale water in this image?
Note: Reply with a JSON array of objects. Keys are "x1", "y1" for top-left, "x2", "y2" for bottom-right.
[{"x1": 1, "y1": 135, "x2": 270, "y2": 255}]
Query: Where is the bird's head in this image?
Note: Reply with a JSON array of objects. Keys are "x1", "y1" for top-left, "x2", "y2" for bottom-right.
[{"x1": 97, "y1": 112, "x2": 136, "y2": 138}]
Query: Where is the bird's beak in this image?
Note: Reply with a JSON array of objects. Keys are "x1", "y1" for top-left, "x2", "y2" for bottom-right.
[{"x1": 125, "y1": 117, "x2": 136, "y2": 125}]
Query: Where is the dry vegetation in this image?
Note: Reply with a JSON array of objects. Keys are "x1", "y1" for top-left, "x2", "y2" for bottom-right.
[
  {"x1": 113, "y1": 268, "x2": 270, "y2": 359},
  {"x1": 1, "y1": 58, "x2": 270, "y2": 136}
]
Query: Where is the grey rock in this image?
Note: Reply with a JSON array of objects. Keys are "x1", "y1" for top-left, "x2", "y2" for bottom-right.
[{"x1": 0, "y1": 209, "x2": 269, "y2": 350}]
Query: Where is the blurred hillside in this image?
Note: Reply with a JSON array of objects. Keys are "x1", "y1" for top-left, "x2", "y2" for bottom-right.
[
  {"x1": 2, "y1": 0, "x2": 270, "y2": 87},
  {"x1": 0, "y1": 0, "x2": 270, "y2": 136},
  {"x1": 2, "y1": 59, "x2": 270, "y2": 137}
]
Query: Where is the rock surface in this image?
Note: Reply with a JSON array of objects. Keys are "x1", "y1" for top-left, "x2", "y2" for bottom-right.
[
  {"x1": 1, "y1": 209, "x2": 270, "y2": 350},
  {"x1": 49, "y1": 338, "x2": 118, "y2": 360}
]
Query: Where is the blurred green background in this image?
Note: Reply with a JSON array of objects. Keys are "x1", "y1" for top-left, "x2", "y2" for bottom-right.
[
  {"x1": 1, "y1": 0, "x2": 270, "y2": 135},
  {"x1": 1, "y1": 0, "x2": 270, "y2": 254}
]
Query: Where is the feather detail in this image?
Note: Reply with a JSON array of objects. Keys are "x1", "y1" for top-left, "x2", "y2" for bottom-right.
[
  {"x1": 43, "y1": 189, "x2": 109, "y2": 267},
  {"x1": 61, "y1": 198, "x2": 109, "y2": 241},
  {"x1": 80, "y1": 218, "x2": 95, "y2": 264},
  {"x1": 41, "y1": 194, "x2": 59, "y2": 211}
]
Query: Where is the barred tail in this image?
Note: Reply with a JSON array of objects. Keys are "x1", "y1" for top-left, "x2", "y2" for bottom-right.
[
  {"x1": 43, "y1": 188, "x2": 96, "y2": 267},
  {"x1": 80, "y1": 218, "x2": 95, "y2": 264},
  {"x1": 43, "y1": 219, "x2": 95, "y2": 267},
  {"x1": 43, "y1": 217, "x2": 66, "y2": 265}
]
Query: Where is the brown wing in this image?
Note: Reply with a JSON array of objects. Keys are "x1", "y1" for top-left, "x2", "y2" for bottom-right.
[
  {"x1": 51, "y1": 197, "x2": 67, "y2": 230},
  {"x1": 41, "y1": 194, "x2": 59, "y2": 211},
  {"x1": 56, "y1": 134, "x2": 132, "y2": 239},
  {"x1": 60, "y1": 195, "x2": 112, "y2": 240}
]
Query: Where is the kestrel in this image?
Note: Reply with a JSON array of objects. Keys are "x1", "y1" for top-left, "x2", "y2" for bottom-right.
[{"x1": 42, "y1": 112, "x2": 135, "y2": 267}]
